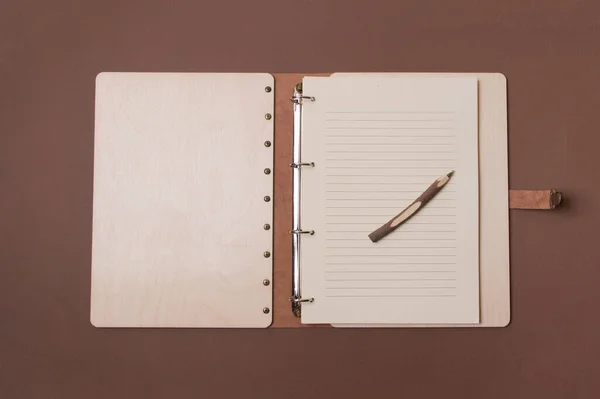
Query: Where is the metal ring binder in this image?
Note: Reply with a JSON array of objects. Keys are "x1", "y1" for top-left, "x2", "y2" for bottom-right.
[
  {"x1": 290, "y1": 83, "x2": 316, "y2": 318},
  {"x1": 288, "y1": 296, "x2": 315, "y2": 304},
  {"x1": 290, "y1": 162, "x2": 315, "y2": 168},
  {"x1": 290, "y1": 95, "x2": 315, "y2": 104},
  {"x1": 289, "y1": 229, "x2": 315, "y2": 235}
]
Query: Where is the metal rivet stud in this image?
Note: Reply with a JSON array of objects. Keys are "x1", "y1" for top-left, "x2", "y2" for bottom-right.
[
  {"x1": 265, "y1": 113, "x2": 272, "y2": 120},
  {"x1": 264, "y1": 168, "x2": 271, "y2": 175},
  {"x1": 264, "y1": 223, "x2": 271, "y2": 230},
  {"x1": 264, "y1": 251, "x2": 271, "y2": 258},
  {"x1": 263, "y1": 279, "x2": 270, "y2": 286},
  {"x1": 265, "y1": 86, "x2": 272, "y2": 93},
  {"x1": 263, "y1": 307, "x2": 270, "y2": 314},
  {"x1": 264, "y1": 196, "x2": 271, "y2": 202},
  {"x1": 264, "y1": 141, "x2": 271, "y2": 147}
]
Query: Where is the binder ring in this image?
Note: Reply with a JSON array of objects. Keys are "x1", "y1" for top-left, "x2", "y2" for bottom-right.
[
  {"x1": 290, "y1": 96, "x2": 316, "y2": 104},
  {"x1": 289, "y1": 229, "x2": 315, "y2": 235},
  {"x1": 290, "y1": 162, "x2": 315, "y2": 168},
  {"x1": 289, "y1": 296, "x2": 314, "y2": 304}
]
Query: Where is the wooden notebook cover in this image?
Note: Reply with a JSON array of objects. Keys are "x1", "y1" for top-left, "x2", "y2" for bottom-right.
[{"x1": 91, "y1": 73, "x2": 275, "y2": 328}]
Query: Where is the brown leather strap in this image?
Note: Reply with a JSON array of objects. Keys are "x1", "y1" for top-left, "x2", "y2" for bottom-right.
[{"x1": 509, "y1": 189, "x2": 563, "y2": 210}]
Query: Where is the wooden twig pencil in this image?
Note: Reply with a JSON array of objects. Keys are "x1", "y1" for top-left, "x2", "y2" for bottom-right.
[{"x1": 368, "y1": 170, "x2": 455, "y2": 243}]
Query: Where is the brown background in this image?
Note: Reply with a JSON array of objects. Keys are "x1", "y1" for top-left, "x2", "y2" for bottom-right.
[{"x1": 1, "y1": 0, "x2": 599, "y2": 397}]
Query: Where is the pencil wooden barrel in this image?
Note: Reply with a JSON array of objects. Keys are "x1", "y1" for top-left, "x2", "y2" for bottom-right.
[{"x1": 368, "y1": 171, "x2": 454, "y2": 243}]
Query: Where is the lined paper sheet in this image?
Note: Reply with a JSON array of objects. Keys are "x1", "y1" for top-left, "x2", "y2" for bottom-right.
[{"x1": 300, "y1": 77, "x2": 479, "y2": 324}]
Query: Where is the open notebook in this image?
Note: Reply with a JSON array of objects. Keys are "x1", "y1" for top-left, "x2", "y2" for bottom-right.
[
  {"x1": 300, "y1": 76, "x2": 480, "y2": 325},
  {"x1": 90, "y1": 72, "x2": 510, "y2": 328}
]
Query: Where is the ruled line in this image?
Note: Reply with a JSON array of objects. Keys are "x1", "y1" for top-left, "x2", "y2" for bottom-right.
[
  {"x1": 325, "y1": 174, "x2": 444, "y2": 177},
  {"x1": 325, "y1": 198, "x2": 456, "y2": 201},
  {"x1": 325, "y1": 206, "x2": 454, "y2": 208},
  {"x1": 325, "y1": 158, "x2": 456, "y2": 163},
  {"x1": 325, "y1": 231, "x2": 454, "y2": 234},
  {"x1": 326, "y1": 278, "x2": 457, "y2": 281},
  {"x1": 324, "y1": 143, "x2": 455, "y2": 146},
  {"x1": 326, "y1": 200, "x2": 454, "y2": 202},
  {"x1": 325, "y1": 223, "x2": 456, "y2": 225},
  {"x1": 326, "y1": 167, "x2": 454, "y2": 170},
  {"x1": 325, "y1": 111, "x2": 455, "y2": 114},
  {"x1": 327, "y1": 285, "x2": 456, "y2": 289},
  {"x1": 324, "y1": 182, "x2": 456, "y2": 185},
  {"x1": 327, "y1": 245, "x2": 456, "y2": 250},
  {"x1": 325, "y1": 217, "x2": 454, "y2": 219},
  {"x1": 325, "y1": 135, "x2": 456, "y2": 139},
  {"x1": 326, "y1": 118, "x2": 455, "y2": 122},
  {"x1": 325, "y1": 213, "x2": 456, "y2": 218},
  {"x1": 325, "y1": 269, "x2": 456, "y2": 271},
  {"x1": 325, "y1": 190, "x2": 456, "y2": 194},
  {"x1": 325, "y1": 254, "x2": 457, "y2": 257},
  {"x1": 325, "y1": 126, "x2": 453, "y2": 131},
  {"x1": 325, "y1": 295, "x2": 457, "y2": 298},
  {"x1": 326, "y1": 151, "x2": 453, "y2": 154},
  {"x1": 325, "y1": 238, "x2": 455, "y2": 240}
]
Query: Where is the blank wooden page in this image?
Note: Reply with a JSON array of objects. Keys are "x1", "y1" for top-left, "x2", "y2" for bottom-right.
[{"x1": 91, "y1": 73, "x2": 274, "y2": 328}]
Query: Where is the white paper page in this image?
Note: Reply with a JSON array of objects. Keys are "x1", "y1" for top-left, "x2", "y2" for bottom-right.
[{"x1": 300, "y1": 76, "x2": 479, "y2": 324}]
